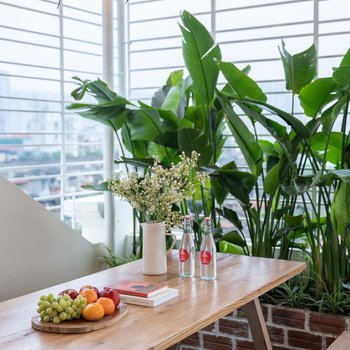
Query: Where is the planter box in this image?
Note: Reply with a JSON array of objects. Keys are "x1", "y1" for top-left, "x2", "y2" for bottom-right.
[{"x1": 171, "y1": 304, "x2": 350, "y2": 350}]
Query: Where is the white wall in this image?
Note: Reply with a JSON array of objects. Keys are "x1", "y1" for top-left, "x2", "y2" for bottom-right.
[{"x1": 0, "y1": 176, "x2": 104, "y2": 302}]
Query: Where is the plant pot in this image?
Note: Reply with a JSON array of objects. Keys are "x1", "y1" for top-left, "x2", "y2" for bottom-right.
[{"x1": 141, "y1": 222, "x2": 176, "y2": 275}]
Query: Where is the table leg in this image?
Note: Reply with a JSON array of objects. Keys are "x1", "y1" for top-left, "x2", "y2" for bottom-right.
[{"x1": 243, "y1": 298, "x2": 272, "y2": 350}]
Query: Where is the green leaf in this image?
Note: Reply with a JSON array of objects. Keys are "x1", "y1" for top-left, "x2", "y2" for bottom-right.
[
  {"x1": 239, "y1": 98, "x2": 310, "y2": 139},
  {"x1": 218, "y1": 94, "x2": 263, "y2": 176},
  {"x1": 127, "y1": 109, "x2": 162, "y2": 141},
  {"x1": 219, "y1": 61, "x2": 267, "y2": 102},
  {"x1": 279, "y1": 41, "x2": 317, "y2": 94},
  {"x1": 310, "y1": 132, "x2": 343, "y2": 164},
  {"x1": 179, "y1": 10, "x2": 221, "y2": 105},
  {"x1": 331, "y1": 182, "x2": 350, "y2": 237},
  {"x1": 82, "y1": 181, "x2": 110, "y2": 191},
  {"x1": 210, "y1": 170, "x2": 256, "y2": 206},
  {"x1": 299, "y1": 78, "x2": 337, "y2": 117},
  {"x1": 114, "y1": 157, "x2": 155, "y2": 168},
  {"x1": 218, "y1": 241, "x2": 245, "y2": 255},
  {"x1": 264, "y1": 161, "x2": 282, "y2": 194},
  {"x1": 330, "y1": 169, "x2": 350, "y2": 184},
  {"x1": 70, "y1": 77, "x2": 119, "y2": 103},
  {"x1": 284, "y1": 215, "x2": 304, "y2": 227},
  {"x1": 177, "y1": 128, "x2": 213, "y2": 166},
  {"x1": 332, "y1": 65, "x2": 350, "y2": 88},
  {"x1": 220, "y1": 231, "x2": 247, "y2": 248},
  {"x1": 211, "y1": 178, "x2": 228, "y2": 205},
  {"x1": 339, "y1": 49, "x2": 350, "y2": 67},
  {"x1": 321, "y1": 96, "x2": 347, "y2": 135},
  {"x1": 216, "y1": 207, "x2": 243, "y2": 231}
]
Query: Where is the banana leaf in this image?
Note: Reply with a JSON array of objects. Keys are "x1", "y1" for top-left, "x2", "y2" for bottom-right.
[
  {"x1": 279, "y1": 40, "x2": 317, "y2": 94},
  {"x1": 179, "y1": 10, "x2": 221, "y2": 105}
]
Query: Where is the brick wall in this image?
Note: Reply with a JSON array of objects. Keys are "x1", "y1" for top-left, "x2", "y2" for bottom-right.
[{"x1": 170, "y1": 304, "x2": 350, "y2": 350}]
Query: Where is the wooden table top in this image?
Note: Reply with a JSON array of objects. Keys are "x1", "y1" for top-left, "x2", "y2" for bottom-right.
[{"x1": 0, "y1": 251, "x2": 305, "y2": 350}]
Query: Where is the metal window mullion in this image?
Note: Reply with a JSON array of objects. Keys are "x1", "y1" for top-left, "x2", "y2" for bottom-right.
[
  {"x1": 102, "y1": 0, "x2": 115, "y2": 249},
  {"x1": 129, "y1": 11, "x2": 210, "y2": 25},
  {"x1": 215, "y1": 0, "x2": 314, "y2": 14},
  {"x1": 38, "y1": 0, "x2": 102, "y2": 16},
  {"x1": 59, "y1": 1, "x2": 66, "y2": 221}
]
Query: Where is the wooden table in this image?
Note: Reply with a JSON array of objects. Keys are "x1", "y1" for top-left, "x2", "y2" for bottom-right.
[{"x1": 0, "y1": 251, "x2": 305, "y2": 350}]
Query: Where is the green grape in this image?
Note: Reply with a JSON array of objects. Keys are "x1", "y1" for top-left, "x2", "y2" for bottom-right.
[
  {"x1": 52, "y1": 316, "x2": 60, "y2": 324},
  {"x1": 71, "y1": 305, "x2": 77, "y2": 311},
  {"x1": 47, "y1": 294, "x2": 55, "y2": 302},
  {"x1": 57, "y1": 306, "x2": 63, "y2": 313},
  {"x1": 63, "y1": 294, "x2": 70, "y2": 301},
  {"x1": 76, "y1": 307, "x2": 82, "y2": 315},
  {"x1": 73, "y1": 299, "x2": 80, "y2": 306},
  {"x1": 66, "y1": 314, "x2": 72, "y2": 320},
  {"x1": 43, "y1": 315, "x2": 50, "y2": 322},
  {"x1": 71, "y1": 311, "x2": 77, "y2": 318},
  {"x1": 59, "y1": 312, "x2": 67, "y2": 321},
  {"x1": 51, "y1": 302, "x2": 58, "y2": 309},
  {"x1": 42, "y1": 301, "x2": 50, "y2": 308},
  {"x1": 37, "y1": 307, "x2": 43, "y2": 314},
  {"x1": 66, "y1": 307, "x2": 73, "y2": 315},
  {"x1": 40, "y1": 295, "x2": 48, "y2": 301},
  {"x1": 59, "y1": 300, "x2": 67, "y2": 308},
  {"x1": 65, "y1": 301, "x2": 72, "y2": 307},
  {"x1": 40, "y1": 311, "x2": 46, "y2": 319},
  {"x1": 50, "y1": 311, "x2": 58, "y2": 318},
  {"x1": 37, "y1": 300, "x2": 43, "y2": 306},
  {"x1": 46, "y1": 308, "x2": 53, "y2": 315}
]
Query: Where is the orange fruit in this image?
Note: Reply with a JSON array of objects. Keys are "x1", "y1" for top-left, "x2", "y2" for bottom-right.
[
  {"x1": 82, "y1": 303, "x2": 104, "y2": 321},
  {"x1": 97, "y1": 297, "x2": 115, "y2": 315},
  {"x1": 79, "y1": 288, "x2": 98, "y2": 304}
]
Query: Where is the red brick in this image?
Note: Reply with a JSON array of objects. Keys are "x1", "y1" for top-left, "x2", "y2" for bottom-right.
[
  {"x1": 261, "y1": 304, "x2": 269, "y2": 322},
  {"x1": 272, "y1": 306, "x2": 305, "y2": 329},
  {"x1": 236, "y1": 339, "x2": 255, "y2": 349},
  {"x1": 202, "y1": 321, "x2": 216, "y2": 333},
  {"x1": 267, "y1": 325, "x2": 285, "y2": 344},
  {"x1": 178, "y1": 333, "x2": 200, "y2": 347},
  {"x1": 219, "y1": 318, "x2": 249, "y2": 337},
  {"x1": 309, "y1": 312, "x2": 347, "y2": 336},
  {"x1": 288, "y1": 329, "x2": 322, "y2": 349},
  {"x1": 202, "y1": 333, "x2": 232, "y2": 350}
]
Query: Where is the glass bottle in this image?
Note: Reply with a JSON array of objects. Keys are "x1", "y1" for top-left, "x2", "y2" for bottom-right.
[
  {"x1": 200, "y1": 217, "x2": 217, "y2": 281},
  {"x1": 179, "y1": 215, "x2": 195, "y2": 277}
]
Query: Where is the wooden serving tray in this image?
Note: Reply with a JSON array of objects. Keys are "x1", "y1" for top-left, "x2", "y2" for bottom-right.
[{"x1": 31, "y1": 303, "x2": 128, "y2": 334}]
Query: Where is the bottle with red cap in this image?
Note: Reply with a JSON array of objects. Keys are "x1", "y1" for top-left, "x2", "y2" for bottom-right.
[
  {"x1": 179, "y1": 215, "x2": 195, "y2": 277},
  {"x1": 200, "y1": 217, "x2": 217, "y2": 281}
]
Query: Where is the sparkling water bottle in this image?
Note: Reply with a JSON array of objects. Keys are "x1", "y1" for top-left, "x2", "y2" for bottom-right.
[
  {"x1": 200, "y1": 217, "x2": 217, "y2": 281},
  {"x1": 179, "y1": 215, "x2": 195, "y2": 277}
]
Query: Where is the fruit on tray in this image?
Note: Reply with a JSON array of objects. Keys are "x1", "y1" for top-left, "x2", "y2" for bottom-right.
[
  {"x1": 99, "y1": 287, "x2": 120, "y2": 307},
  {"x1": 36, "y1": 293, "x2": 87, "y2": 323},
  {"x1": 58, "y1": 288, "x2": 79, "y2": 300},
  {"x1": 36, "y1": 285, "x2": 120, "y2": 324},
  {"x1": 82, "y1": 303, "x2": 105, "y2": 321},
  {"x1": 97, "y1": 297, "x2": 115, "y2": 315},
  {"x1": 79, "y1": 285, "x2": 100, "y2": 297},
  {"x1": 79, "y1": 288, "x2": 98, "y2": 304}
]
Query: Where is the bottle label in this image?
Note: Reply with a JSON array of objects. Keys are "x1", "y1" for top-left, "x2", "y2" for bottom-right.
[
  {"x1": 200, "y1": 250, "x2": 212, "y2": 265},
  {"x1": 179, "y1": 248, "x2": 190, "y2": 262}
]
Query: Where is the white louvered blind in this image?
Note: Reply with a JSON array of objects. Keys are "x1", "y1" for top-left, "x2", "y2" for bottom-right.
[{"x1": 0, "y1": 0, "x2": 106, "y2": 241}]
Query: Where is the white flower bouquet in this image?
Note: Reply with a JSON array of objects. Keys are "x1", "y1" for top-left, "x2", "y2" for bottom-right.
[{"x1": 107, "y1": 151, "x2": 207, "y2": 230}]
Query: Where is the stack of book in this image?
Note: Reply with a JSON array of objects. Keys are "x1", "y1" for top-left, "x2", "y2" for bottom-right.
[{"x1": 108, "y1": 280, "x2": 179, "y2": 307}]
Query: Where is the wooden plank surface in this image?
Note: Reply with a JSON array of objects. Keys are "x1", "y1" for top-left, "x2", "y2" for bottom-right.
[
  {"x1": 0, "y1": 251, "x2": 305, "y2": 350},
  {"x1": 31, "y1": 303, "x2": 128, "y2": 333}
]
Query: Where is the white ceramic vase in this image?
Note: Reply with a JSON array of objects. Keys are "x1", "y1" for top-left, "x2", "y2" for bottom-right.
[{"x1": 141, "y1": 221, "x2": 176, "y2": 275}]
